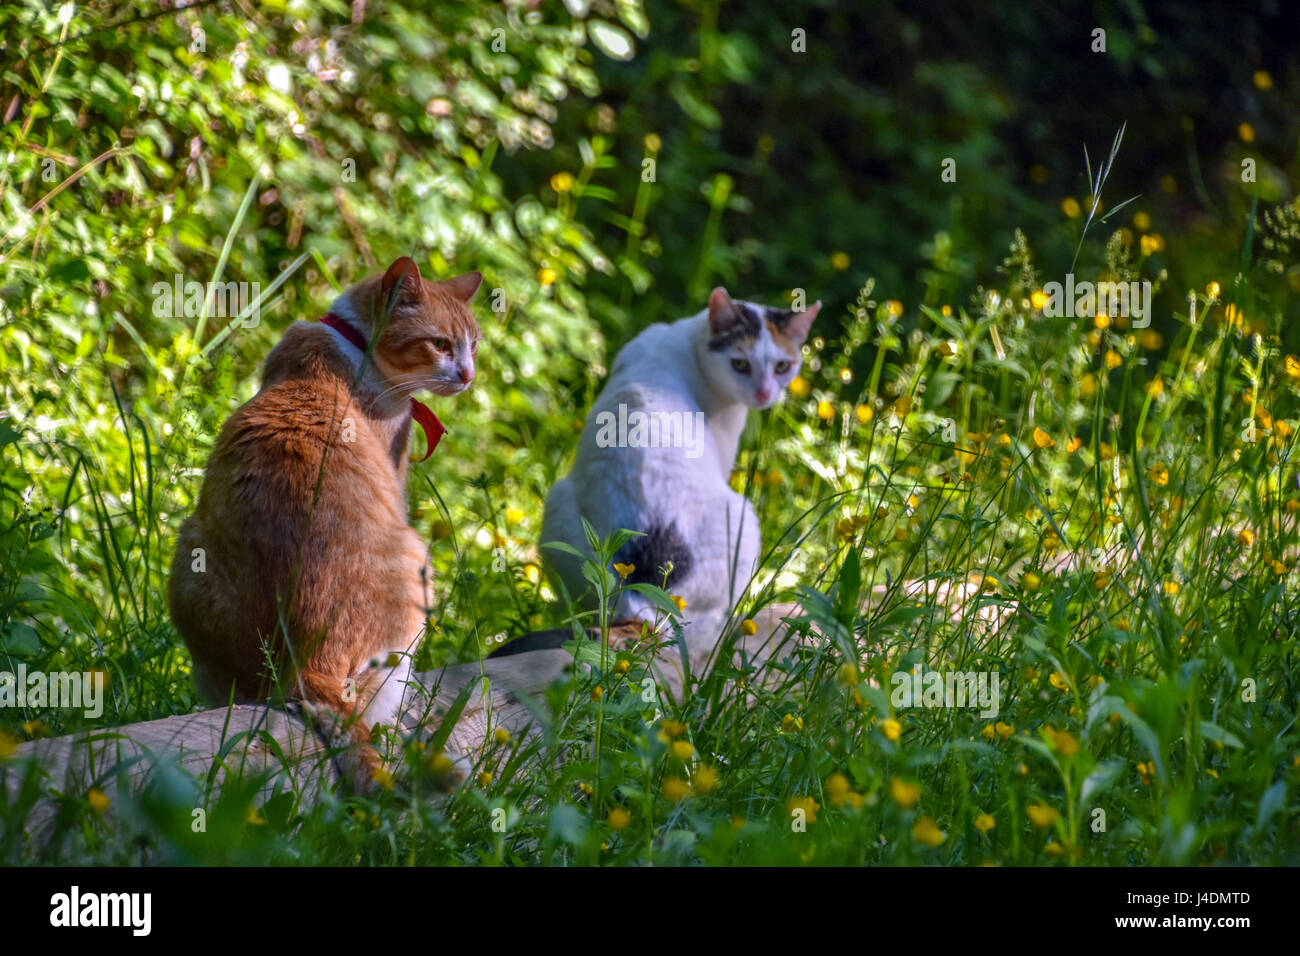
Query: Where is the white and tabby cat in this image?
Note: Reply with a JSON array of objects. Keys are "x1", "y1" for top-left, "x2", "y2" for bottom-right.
[{"x1": 513, "y1": 287, "x2": 818, "y2": 654}]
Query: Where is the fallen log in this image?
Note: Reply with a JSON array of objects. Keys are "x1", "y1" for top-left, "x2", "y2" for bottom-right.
[{"x1": 2, "y1": 605, "x2": 801, "y2": 834}]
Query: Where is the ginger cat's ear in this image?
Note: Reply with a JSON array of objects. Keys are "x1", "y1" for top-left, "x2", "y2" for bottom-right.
[
  {"x1": 442, "y1": 270, "x2": 483, "y2": 303},
  {"x1": 783, "y1": 300, "x2": 821, "y2": 344},
  {"x1": 381, "y1": 256, "x2": 422, "y2": 300},
  {"x1": 708, "y1": 287, "x2": 742, "y2": 334}
]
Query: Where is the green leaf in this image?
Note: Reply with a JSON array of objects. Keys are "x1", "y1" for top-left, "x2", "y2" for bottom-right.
[
  {"x1": 1198, "y1": 720, "x2": 1244, "y2": 750},
  {"x1": 1, "y1": 622, "x2": 39, "y2": 658},
  {"x1": 587, "y1": 20, "x2": 635, "y2": 61}
]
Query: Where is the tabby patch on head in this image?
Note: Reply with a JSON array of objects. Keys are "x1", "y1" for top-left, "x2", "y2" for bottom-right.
[{"x1": 705, "y1": 287, "x2": 820, "y2": 410}]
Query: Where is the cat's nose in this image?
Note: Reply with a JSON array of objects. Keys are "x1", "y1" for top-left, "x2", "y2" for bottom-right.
[
  {"x1": 458, "y1": 366, "x2": 474, "y2": 385},
  {"x1": 755, "y1": 385, "x2": 773, "y2": 404}
]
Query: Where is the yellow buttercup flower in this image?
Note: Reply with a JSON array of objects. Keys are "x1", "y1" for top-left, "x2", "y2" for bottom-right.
[
  {"x1": 1237, "y1": 529, "x2": 1254, "y2": 547},
  {"x1": 826, "y1": 773, "x2": 851, "y2": 805},
  {"x1": 881, "y1": 718, "x2": 902, "y2": 741},
  {"x1": 505, "y1": 507, "x2": 525, "y2": 524},
  {"x1": 1050, "y1": 728, "x2": 1079, "y2": 756},
  {"x1": 1027, "y1": 804, "x2": 1060, "y2": 828},
  {"x1": 787, "y1": 795, "x2": 820, "y2": 822},
  {"x1": 1149, "y1": 463, "x2": 1170, "y2": 487},
  {"x1": 995, "y1": 721, "x2": 1015, "y2": 740},
  {"x1": 830, "y1": 251, "x2": 851, "y2": 271},
  {"x1": 670, "y1": 594, "x2": 688, "y2": 612},
  {"x1": 493, "y1": 727, "x2": 511, "y2": 745},
  {"x1": 661, "y1": 719, "x2": 687, "y2": 738},
  {"x1": 740, "y1": 618, "x2": 758, "y2": 636},
  {"x1": 549, "y1": 171, "x2": 575, "y2": 193},
  {"x1": 789, "y1": 375, "x2": 810, "y2": 397},
  {"x1": 886, "y1": 300, "x2": 904, "y2": 318},
  {"x1": 974, "y1": 812, "x2": 995, "y2": 833},
  {"x1": 1032, "y1": 427, "x2": 1055, "y2": 449},
  {"x1": 1049, "y1": 671, "x2": 1070, "y2": 691},
  {"x1": 538, "y1": 267, "x2": 556, "y2": 286},
  {"x1": 890, "y1": 777, "x2": 921, "y2": 808},
  {"x1": 981, "y1": 723, "x2": 996, "y2": 740},
  {"x1": 817, "y1": 400, "x2": 835, "y2": 421},
  {"x1": 613, "y1": 562, "x2": 635, "y2": 580},
  {"x1": 88, "y1": 788, "x2": 111, "y2": 814},
  {"x1": 692, "y1": 765, "x2": 720, "y2": 794},
  {"x1": 780, "y1": 713, "x2": 803, "y2": 733},
  {"x1": 1104, "y1": 349, "x2": 1122, "y2": 370},
  {"x1": 912, "y1": 816, "x2": 946, "y2": 846},
  {"x1": 1061, "y1": 197, "x2": 1081, "y2": 218},
  {"x1": 661, "y1": 777, "x2": 689, "y2": 802},
  {"x1": 608, "y1": 807, "x2": 631, "y2": 829},
  {"x1": 477, "y1": 771, "x2": 493, "y2": 787},
  {"x1": 1031, "y1": 290, "x2": 1049, "y2": 310},
  {"x1": 671, "y1": 740, "x2": 694, "y2": 761},
  {"x1": 856, "y1": 404, "x2": 874, "y2": 424}
]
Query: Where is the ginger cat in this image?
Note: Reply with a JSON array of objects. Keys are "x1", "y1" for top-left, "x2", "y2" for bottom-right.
[{"x1": 169, "y1": 256, "x2": 482, "y2": 790}]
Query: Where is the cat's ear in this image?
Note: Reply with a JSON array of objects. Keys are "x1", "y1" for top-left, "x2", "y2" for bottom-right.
[
  {"x1": 442, "y1": 270, "x2": 483, "y2": 303},
  {"x1": 381, "y1": 256, "x2": 422, "y2": 300},
  {"x1": 708, "y1": 287, "x2": 742, "y2": 334},
  {"x1": 783, "y1": 300, "x2": 821, "y2": 344}
]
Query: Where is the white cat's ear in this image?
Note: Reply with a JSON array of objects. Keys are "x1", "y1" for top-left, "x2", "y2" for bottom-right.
[
  {"x1": 381, "y1": 256, "x2": 422, "y2": 299},
  {"x1": 784, "y1": 300, "x2": 821, "y2": 343},
  {"x1": 708, "y1": 287, "x2": 740, "y2": 333},
  {"x1": 442, "y1": 270, "x2": 483, "y2": 303}
]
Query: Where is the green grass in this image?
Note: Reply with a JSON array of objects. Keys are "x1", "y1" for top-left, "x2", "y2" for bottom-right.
[{"x1": 4, "y1": 210, "x2": 1300, "y2": 863}]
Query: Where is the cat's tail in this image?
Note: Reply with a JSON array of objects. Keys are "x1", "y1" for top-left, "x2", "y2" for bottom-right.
[{"x1": 294, "y1": 668, "x2": 386, "y2": 794}]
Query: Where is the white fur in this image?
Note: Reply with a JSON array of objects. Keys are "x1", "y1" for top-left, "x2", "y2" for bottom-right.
[{"x1": 541, "y1": 303, "x2": 807, "y2": 649}]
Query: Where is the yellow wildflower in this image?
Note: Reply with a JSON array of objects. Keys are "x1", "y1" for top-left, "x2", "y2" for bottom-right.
[
  {"x1": 890, "y1": 778, "x2": 922, "y2": 808},
  {"x1": 608, "y1": 807, "x2": 631, "y2": 830},
  {"x1": 692, "y1": 765, "x2": 720, "y2": 794},
  {"x1": 661, "y1": 777, "x2": 689, "y2": 802},
  {"x1": 912, "y1": 816, "x2": 946, "y2": 846},
  {"x1": 1027, "y1": 804, "x2": 1060, "y2": 828}
]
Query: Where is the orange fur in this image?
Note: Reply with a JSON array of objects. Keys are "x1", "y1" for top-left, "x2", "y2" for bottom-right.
[{"x1": 169, "y1": 257, "x2": 481, "y2": 791}]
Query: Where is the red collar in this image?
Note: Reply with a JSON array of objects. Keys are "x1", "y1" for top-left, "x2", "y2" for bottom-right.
[{"x1": 319, "y1": 312, "x2": 445, "y2": 461}]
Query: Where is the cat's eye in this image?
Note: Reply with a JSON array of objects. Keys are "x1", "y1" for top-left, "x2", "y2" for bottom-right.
[
  {"x1": 774, "y1": 360, "x2": 792, "y2": 374},
  {"x1": 730, "y1": 359, "x2": 751, "y2": 374},
  {"x1": 430, "y1": 337, "x2": 453, "y2": 353}
]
